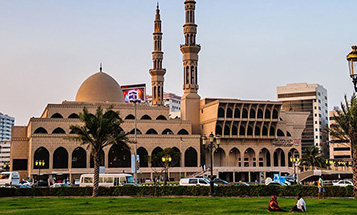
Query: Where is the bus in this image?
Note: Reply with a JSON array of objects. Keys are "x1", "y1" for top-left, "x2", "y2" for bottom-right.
[
  {"x1": 0, "y1": 172, "x2": 20, "y2": 186},
  {"x1": 79, "y1": 173, "x2": 136, "y2": 187}
]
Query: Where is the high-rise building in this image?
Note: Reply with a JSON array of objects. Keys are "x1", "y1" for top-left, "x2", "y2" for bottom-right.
[
  {"x1": 0, "y1": 112, "x2": 15, "y2": 141},
  {"x1": 147, "y1": 92, "x2": 181, "y2": 118},
  {"x1": 0, "y1": 140, "x2": 11, "y2": 169},
  {"x1": 277, "y1": 83, "x2": 329, "y2": 152},
  {"x1": 329, "y1": 110, "x2": 351, "y2": 161}
]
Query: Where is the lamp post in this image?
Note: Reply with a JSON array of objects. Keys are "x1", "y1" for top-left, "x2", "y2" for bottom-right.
[
  {"x1": 289, "y1": 156, "x2": 300, "y2": 184},
  {"x1": 202, "y1": 132, "x2": 221, "y2": 197},
  {"x1": 346, "y1": 45, "x2": 357, "y2": 92},
  {"x1": 35, "y1": 160, "x2": 45, "y2": 178},
  {"x1": 130, "y1": 99, "x2": 141, "y2": 184},
  {"x1": 161, "y1": 154, "x2": 172, "y2": 185},
  {"x1": 2, "y1": 163, "x2": 10, "y2": 171}
]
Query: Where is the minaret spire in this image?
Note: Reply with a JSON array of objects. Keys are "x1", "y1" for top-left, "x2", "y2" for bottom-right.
[
  {"x1": 100, "y1": 63, "x2": 102, "y2": 72},
  {"x1": 180, "y1": 0, "x2": 201, "y2": 134},
  {"x1": 149, "y1": 3, "x2": 166, "y2": 107}
]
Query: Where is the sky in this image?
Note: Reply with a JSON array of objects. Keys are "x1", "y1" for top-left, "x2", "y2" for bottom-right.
[{"x1": 1, "y1": 0, "x2": 357, "y2": 125}]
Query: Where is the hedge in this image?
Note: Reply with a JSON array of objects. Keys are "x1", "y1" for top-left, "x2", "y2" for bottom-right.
[{"x1": 0, "y1": 185, "x2": 353, "y2": 198}]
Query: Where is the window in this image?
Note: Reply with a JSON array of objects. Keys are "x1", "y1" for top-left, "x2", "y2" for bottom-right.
[{"x1": 189, "y1": 179, "x2": 197, "y2": 184}]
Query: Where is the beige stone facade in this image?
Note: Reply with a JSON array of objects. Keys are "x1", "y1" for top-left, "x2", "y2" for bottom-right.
[{"x1": 10, "y1": 0, "x2": 310, "y2": 183}]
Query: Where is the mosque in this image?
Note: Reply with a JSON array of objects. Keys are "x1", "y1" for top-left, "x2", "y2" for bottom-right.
[{"x1": 10, "y1": 0, "x2": 308, "y2": 183}]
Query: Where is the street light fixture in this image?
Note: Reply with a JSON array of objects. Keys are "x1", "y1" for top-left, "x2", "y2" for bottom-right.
[
  {"x1": 2, "y1": 163, "x2": 10, "y2": 171},
  {"x1": 202, "y1": 132, "x2": 221, "y2": 197},
  {"x1": 130, "y1": 99, "x2": 141, "y2": 183},
  {"x1": 35, "y1": 160, "x2": 45, "y2": 178},
  {"x1": 161, "y1": 155, "x2": 172, "y2": 185},
  {"x1": 346, "y1": 45, "x2": 357, "y2": 92},
  {"x1": 289, "y1": 156, "x2": 300, "y2": 184}
]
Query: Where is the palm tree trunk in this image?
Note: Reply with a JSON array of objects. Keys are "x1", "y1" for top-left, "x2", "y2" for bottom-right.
[
  {"x1": 353, "y1": 146, "x2": 357, "y2": 198},
  {"x1": 92, "y1": 151, "x2": 100, "y2": 197}
]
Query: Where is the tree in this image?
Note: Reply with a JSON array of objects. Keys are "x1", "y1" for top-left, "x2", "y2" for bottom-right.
[
  {"x1": 300, "y1": 145, "x2": 326, "y2": 169},
  {"x1": 69, "y1": 106, "x2": 129, "y2": 197},
  {"x1": 329, "y1": 94, "x2": 357, "y2": 198}
]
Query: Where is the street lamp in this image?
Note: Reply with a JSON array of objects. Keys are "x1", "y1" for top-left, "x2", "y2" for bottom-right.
[
  {"x1": 161, "y1": 155, "x2": 172, "y2": 185},
  {"x1": 130, "y1": 98, "x2": 141, "y2": 183},
  {"x1": 2, "y1": 163, "x2": 10, "y2": 171},
  {"x1": 346, "y1": 45, "x2": 357, "y2": 92},
  {"x1": 35, "y1": 160, "x2": 45, "y2": 178},
  {"x1": 289, "y1": 156, "x2": 300, "y2": 184},
  {"x1": 202, "y1": 132, "x2": 221, "y2": 197}
]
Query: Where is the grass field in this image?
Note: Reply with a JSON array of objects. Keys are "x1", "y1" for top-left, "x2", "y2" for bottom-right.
[{"x1": 0, "y1": 197, "x2": 356, "y2": 214}]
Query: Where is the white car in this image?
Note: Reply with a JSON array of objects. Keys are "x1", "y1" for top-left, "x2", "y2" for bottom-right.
[
  {"x1": 333, "y1": 180, "x2": 353, "y2": 187},
  {"x1": 179, "y1": 178, "x2": 217, "y2": 186}
]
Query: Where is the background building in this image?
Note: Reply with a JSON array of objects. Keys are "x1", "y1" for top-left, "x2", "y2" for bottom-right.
[
  {"x1": 0, "y1": 112, "x2": 15, "y2": 141},
  {"x1": 277, "y1": 83, "x2": 329, "y2": 154},
  {"x1": 329, "y1": 110, "x2": 351, "y2": 161},
  {"x1": 0, "y1": 140, "x2": 11, "y2": 169},
  {"x1": 147, "y1": 92, "x2": 181, "y2": 119}
]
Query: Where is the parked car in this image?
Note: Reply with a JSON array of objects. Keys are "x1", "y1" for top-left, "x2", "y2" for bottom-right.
[
  {"x1": 228, "y1": 182, "x2": 250, "y2": 186},
  {"x1": 266, "y1": 181, "x2": 285, "y2": 186},
  {"x1": 32, "y1": 180, "x2": 49, "y2": 187},
  {"x1": 0, "y1": 172, "x2": 20, "y2": 186},
  {"x1": 212, "y1": 178, "x2": 229, "y2": 185},
  {"x1": 333, "y1": 180, "x2": 353, "y2": 187},
  {"x1": 179, "y1": 178, "x2": 216, "y2": 186},
  {"x1": 51, "y1": 183, "x2": 70, "y2": 188}
]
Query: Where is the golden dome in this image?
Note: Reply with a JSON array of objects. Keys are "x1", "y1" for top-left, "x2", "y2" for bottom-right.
[{"x1": 75, "y1": 72, "x2": 124, "y2": 103}]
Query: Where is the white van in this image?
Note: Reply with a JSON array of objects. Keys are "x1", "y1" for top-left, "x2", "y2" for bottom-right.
[
  {"x1": 79, "y1": 173, "x2": 135, "y2": 187},
  {"x1": 179, "y1": 178, "x2": 216, "y2": 186},
  {"x1": 0, "y1": 172, "x2": 20, "y2": 186}
]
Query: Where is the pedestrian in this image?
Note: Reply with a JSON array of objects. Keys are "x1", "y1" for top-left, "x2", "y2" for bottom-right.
[
  {"x1": 289, "y1": 194, "x2": 306, "y2": 212},
  {"x1": 318, "y1": 176, "x2": 325, "y2": 199},
  {"x1": 267, "y1": 195, "x2": 286, "y2": 212}
]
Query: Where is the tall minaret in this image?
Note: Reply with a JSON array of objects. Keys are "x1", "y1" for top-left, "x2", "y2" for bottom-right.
[
  {"x1": 180, "y1": 0, "x2": 201, "y2": 134},
  {"x1": 149, "y1": 3, "x2": 166, "y2": 107}
]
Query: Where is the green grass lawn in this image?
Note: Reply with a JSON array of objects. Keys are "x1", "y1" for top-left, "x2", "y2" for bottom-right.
[{"x1": 0, "y1": 197, "x2": 356, "y2": 215}]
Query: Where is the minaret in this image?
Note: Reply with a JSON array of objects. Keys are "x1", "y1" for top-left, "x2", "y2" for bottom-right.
[
  {"x1": 180, "y1": 0, "x2": 201, "y2": 134},
  {"x1": 149, "y1": 3, "x2": 166, "y2": 107}
]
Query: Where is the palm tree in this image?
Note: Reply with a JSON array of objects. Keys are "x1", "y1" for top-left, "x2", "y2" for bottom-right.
[
  {"x1": 329, "y1": 94, "x2": 357, "y2": 198},
  {"x1": 69, "y1": 106, "x2": 129, "y2": 197},
  {"x1": 300, "y1": 145, "x2": 326, "y2": 169}
]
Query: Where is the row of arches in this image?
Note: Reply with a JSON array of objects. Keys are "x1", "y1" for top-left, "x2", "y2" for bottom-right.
[
  {"x1": 50, "y1": 113, "x2": 169, "y2": 121},
  {"x1": 50, "y1": 113, "x2": 79, "y2": 119},
  {"x1": 34, "y1": 127, "x2": 189, "y2": 135},
  {"x1": 218, "y1": 107, "x2": 279, "y2": 119},
  {"x1": 33, "y1": 145, "x2": 198, "y2": 169},
  {"x1": 210, "y1": 147, "x2": 299, "y2": 168},
  {"x1": 215, "y1": 124, "x2": 291, "y2": 137}
]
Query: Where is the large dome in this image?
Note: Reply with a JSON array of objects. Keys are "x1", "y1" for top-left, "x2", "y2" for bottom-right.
[{"x1": 75, "y1": 72, "x2": 125, "y2": 103}]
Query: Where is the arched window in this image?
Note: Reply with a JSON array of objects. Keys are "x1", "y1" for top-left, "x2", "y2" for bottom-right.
[
  {"x1": 242, "y1": 108, "x2": 248, "y2": 118},
  {"x1": 270, "y1": 126, "x2": 275, "y2": 136},
  {"x1": 90, "y1": 150, "x2": 105, "y2": 168},
  {"x1": 51, "y1": 113, "x2": 63, "y2": 118},
  {"x1": 141, "y1": 115, "x2": 152, "y2": 120},
  {"x1": 146, "y1": 129, "x2": 158, "y2": 135},
  {"x1": 214, "y1": 148, "x2": 226, "y2": 166},
  {"x1": 137, "y1": 147, "x2": 149, "y2": 167},
  {"x1": 162, "y1": 129, "x2": 174, "y2": 135},
  {"x1": 274, "y1": 148, "x2": 285, "y2": 167},
  {"x1": 34, "y1": 127, "x2": 48, "y2": 134},
  {"x1": 68, "y1": 113, "x2": 79, "y2": 119},
  {"x1": 178, "y1": 129, "x2": 189, "y2": 135},
  {"x1": 186, "y1": 66, "x2": 189, "y2": 84},
  {"x1": 250, "y1": 109, "x2": 256, "y2": 119},
  {"x1": 108, "y1": 144, "x2": 131, "y2": 168},
  {"x1": 288, "y1": 148, "x2": 299, "y2": 167},
  {"x1": 259, "y1": 148, "x2": 271, "y2": 167},
  {"x1": 265, "y1": 109, "x2": 271, "y2": 119},
  {"x1": 255, "y1": 126, "x2": 260, "y2": 136},
  {"x1": 224, "y1": 125, "x2": 230, "y2": 136},
  {"x1": 277, "y1": 129, "x2": 285, "y2": 137},
  {"x1": 228, "y1": 148, "x2": 240, "y2": 166},
  {"x1": 172, "y1": 147, "x2": 181, "y2": 167},
  {"x1": 234, "y1": 108, "x2": 240, "y2": 118},
  {"x1": 151, "y1": 147, "x2": 163, "y2": 167},
  {"x1": 262, "y1": 126, "x2": 268, "y2": 136},
  {"x1": 218, "y1": 107, "x2": 225, "y2": 118},
  {"x1": 129, "y1": 129, "x2": 142, "y2": 135},
  {"x1": 156, "y1": 115, "x2": 167, "y2": 120},
  {"x1": 195, "y1": 67, "x2": 198, "y2": 84},
  {"x1": 72, "y1": 147, "x2": 86, "y2": 168},
  {"x1": 184, "y1": 147, "x2": 198, "y2": 167},
  {"x1": 287, "y1": 131, "x2": 292, "y2": 137},
  {"x1": 53, "y1": 147, "x2": 68, "y2": 169},
  {"x1": 273, "y1": 109, "x2": 278, "y2": 119},
  {"x1": 244, "y1": 148, "x2": 255, "y2": 167},
  {"x1": 191, "y1": 66, "x2": 195, "y2": 84},
  {"x1": 239, "y1": 126, "x2": 245, "y2": 136},
  {"x1": 232, "y1": 125, "x2": 238, "y2": 136},
  {"x1": 52, "y1": 127, "x2": 65, "y2": 134},
  {"x1": 33, "y1": 147, "x2": 49, "y2": 169},
  {"x1": 226, "y1": 108, "x2": 233, "y2": 118},
  {"x1": 247, "y1": 125, "x2": 253, "y2": 135},
  {"x1": 125, "y1": 114, "x2": 135, "y2": 120},
  {"x1": 215, "y1": 125, "x2": 222, "y2": 136},
  {"x1": 257, "y1": 109, "x2": 263, "y2": 118}
]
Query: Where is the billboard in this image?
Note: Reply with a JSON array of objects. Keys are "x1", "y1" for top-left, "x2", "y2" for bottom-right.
[{"x1": 121, "y1": 84, "x2": 146, "y2": 103}]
